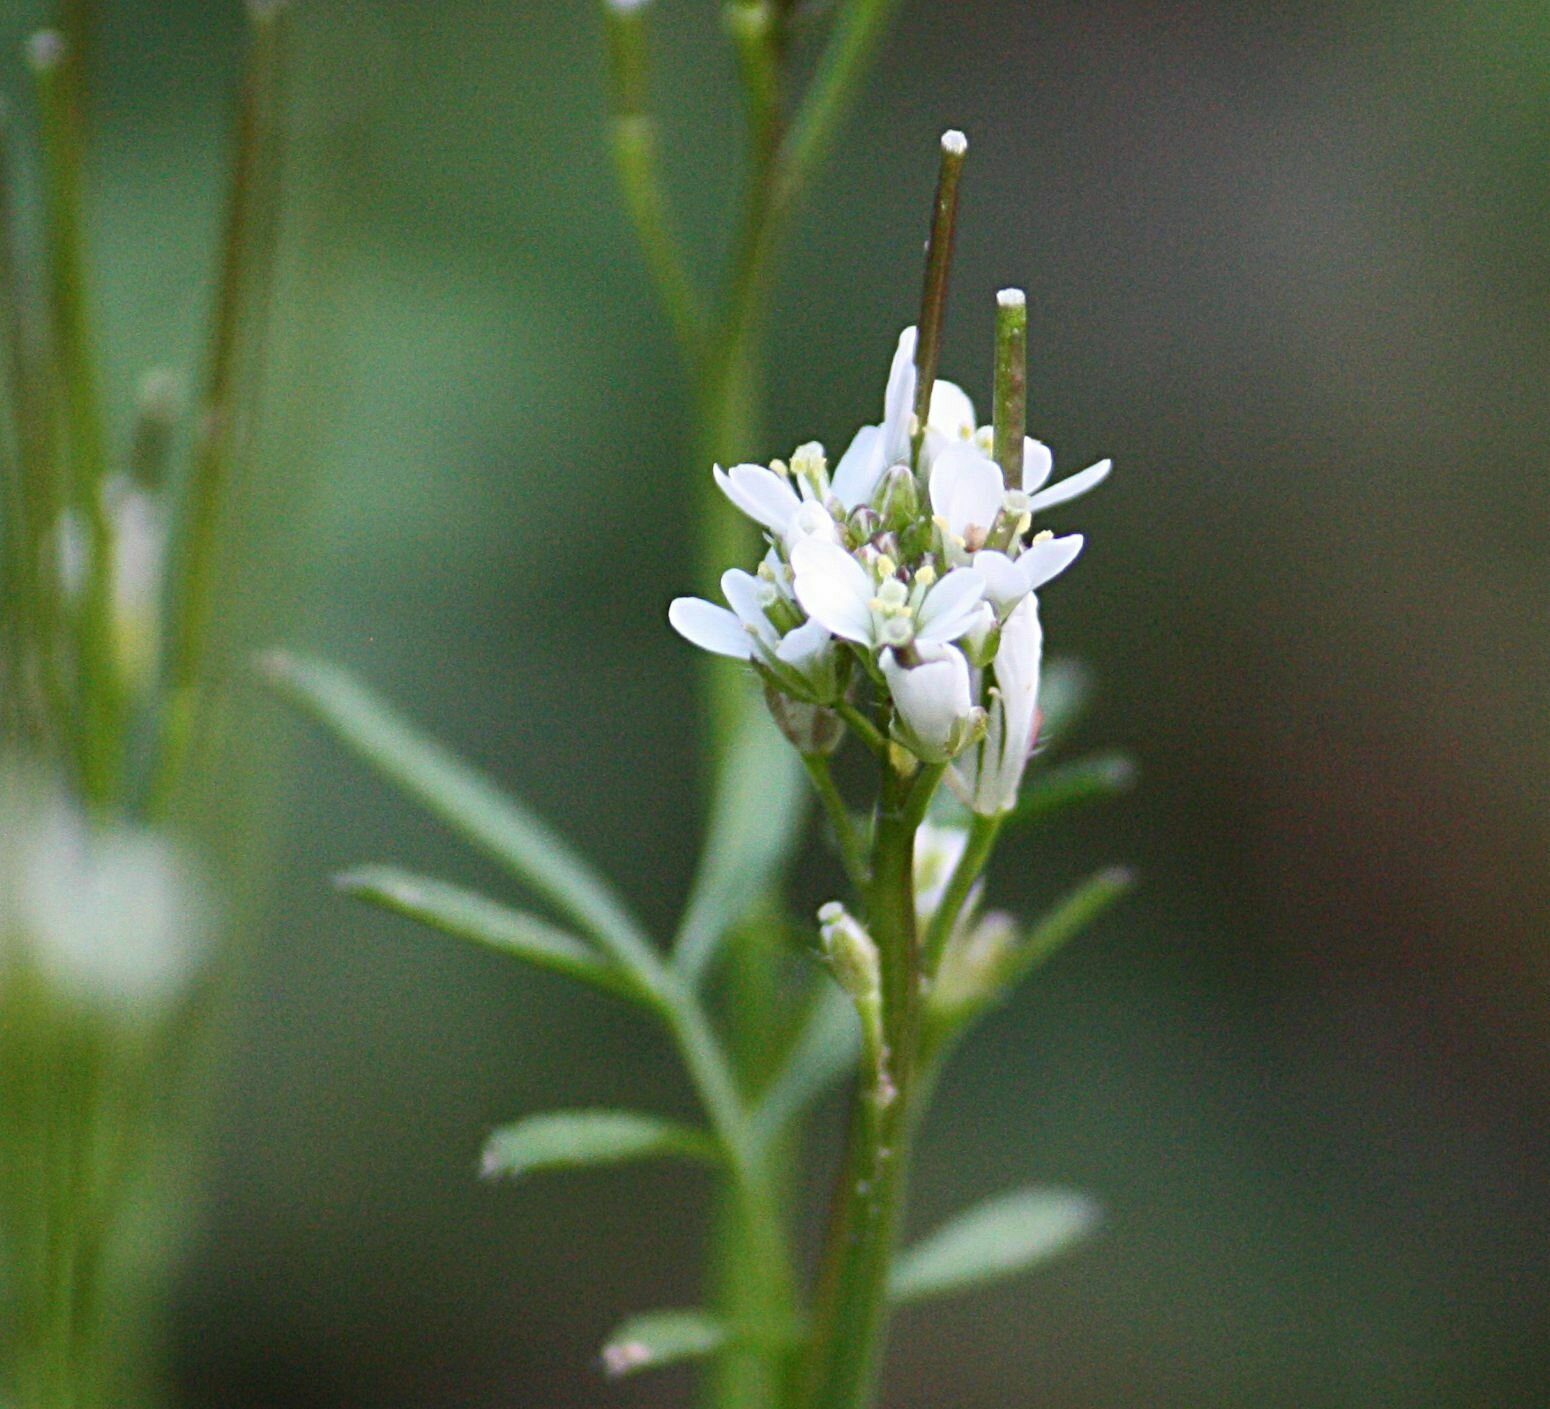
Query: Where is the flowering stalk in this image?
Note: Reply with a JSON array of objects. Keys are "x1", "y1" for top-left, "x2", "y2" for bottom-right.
[{"x1": 278, "y1": 25, "x2": 1131, "y2": 1409}]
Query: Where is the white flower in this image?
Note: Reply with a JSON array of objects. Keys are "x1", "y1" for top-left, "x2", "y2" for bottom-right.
[
  {"x1": 881, "y1": 642, "x2": 977, "y2": 762},
  {"x1": 714, "y1": 461, "x2": 839, "y2": 551},
  {"x1": 789, "y1": 538, "x2": 985, "y2": 653},
  {"x1": 972, "y1": 534, "x2": 1084, "y2": 617},
  {"x1": 914, "y1": 822, "x2": 970, "y2": 921},
  {"x1": 830, "y1": 327, "x2": 979, "y2": 511},
  {"x1": 1021, "y1": 438, "x2": 1112, "y2": 515},
  {"x1": 956, "y1": 594, "x2": 1043, "y2": 815},
  {"x1": 668, "y1": 569, "x2": 838, "y2": 700}
]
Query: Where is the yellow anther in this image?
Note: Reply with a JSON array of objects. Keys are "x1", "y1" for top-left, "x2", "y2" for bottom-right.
[
  {"x1": 1032, "y1": 529, "x2": 1053, "y2": 544},
  {"x1": 915, "y1": 564, "x2": 937, "y2": 588},
  {"x1": 876, "y1": 554, "x2": 897, "y2": 580}
]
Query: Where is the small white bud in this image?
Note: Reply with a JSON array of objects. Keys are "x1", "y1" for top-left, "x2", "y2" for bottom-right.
[
  {"x1": 819, "y1": 902, "x2": 880, "y2": 1002},
  {"x1": 940, "y1": 129, "x2": 968, "y2": 157}
]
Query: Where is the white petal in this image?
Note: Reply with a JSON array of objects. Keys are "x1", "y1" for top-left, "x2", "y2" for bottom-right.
[
  {"x1": 883, "y1": 644, "x2": 972, "y2": 760},
  {"x1": 721, "y1": 569, "x2": 778, "y2": 646},
  {"x1": 791, "y1": 539, "x2": 875, "y2": 645},
  {"x1": 915, "y1": 567, "x2": 987, "y2": 645},
  {"x1": 1025, "y1": 458, "x2": 1112, "y2": 514},
  {"x1": 787, "y1": 498, "x2": 840, "y2": 546},
  {"x1": 927, "y1": 379, "x2": 976, "y2": 441},
  {"x1": 775, "y1": 617, "x2": 831, "y2": 670},
  {"x1": 668, "y1": 597, "x2": 753, "y2": 659},
  {"x1": 716, "y1": 462, "x2": 802, "y2": 533},
  {"x1": 1021, "y1": 438, "x2": 1054, "y2": 492},
  {"x1": 830, "y1": 424, "x2": 886, "y2": 511},
  {"x1": 882, "y1": 327, "x2": 918, "y2": 465},
  {"x1": 929, "y1": 443, "x2": 1004, "y2": 541},
  {"x1": 1016, "y1": 533, "x2": 1084, "y2": 592},
  {"x1": 971, "y1": 550, "x2": 1029, "y2": 616},
  {"x1": 970, "y1": 596, "x2": 1043, "y2": 814}
]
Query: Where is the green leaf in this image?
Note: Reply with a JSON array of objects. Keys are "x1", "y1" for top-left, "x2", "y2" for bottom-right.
[
  {"x1": 890, "y1": 1188, "x2": 1101, "y2": 1305},
  {"x1": 673, "y1": 708, "x2": 807, "y2": 984},
  {"x1": 753, "y1": 983, "x2": 858, "y2": 1146},
  {"x1": 480, "y1": 1110, "x2": 720, "y2": 1181},
  {"x1": 1009, "y1": 752, "x2": 1137, "y2": 829},
  {"x1": 601, "y1": 1309, "x2": 727, "y2": 1378},
  {"x1": 336, "y1": 865, "x2": 651, "y2": 1008},
  {"x1": 261, "y1": 652, "x2": 662, "y2": 984},
  {"x1": 996, "y1": 866, "x2": 1135, "y2": 994}
]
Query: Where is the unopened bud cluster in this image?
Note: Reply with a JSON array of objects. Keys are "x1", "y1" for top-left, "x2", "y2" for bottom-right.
[{"x1": 670, "y1": 325, "x2": 1111, "y2": 814}]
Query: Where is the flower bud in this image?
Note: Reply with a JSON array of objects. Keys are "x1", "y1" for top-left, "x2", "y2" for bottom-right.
[
  {"x1": 818, "y1": 901, "x2": 880, "y2": 1002},
  {"x1": 881, "y1": 642, "x2": 975, "y2": 762},
  {"x1": 872, "y1": 462, "x2": 919, "y2": 532}
]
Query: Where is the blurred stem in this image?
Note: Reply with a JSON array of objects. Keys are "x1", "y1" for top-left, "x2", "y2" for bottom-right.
[
  {"x1": 155, "y1": 0, "x2": 289, "y2": 811},
  {"x1": 802, "y1": 753, "x2": 868, "y2": 897},
  {"x1": 31, "y1": 30, "x2": 120, "y2": 807},
  {"x1": 921, "y1": 811, "x2": 999, "y2": 975},
  {"x1": 801, "y1": 760, "x2": 941, "y2": 1409}
]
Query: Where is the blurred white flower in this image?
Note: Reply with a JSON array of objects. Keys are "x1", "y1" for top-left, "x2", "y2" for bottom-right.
[{"x1": 0, "y1": 766, "x2": 213, "y2": 1015}]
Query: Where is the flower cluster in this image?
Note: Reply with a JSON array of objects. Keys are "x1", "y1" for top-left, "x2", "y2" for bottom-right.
[{"x1": 669, "y1": 325, "x2": 1110, "y2": 816}]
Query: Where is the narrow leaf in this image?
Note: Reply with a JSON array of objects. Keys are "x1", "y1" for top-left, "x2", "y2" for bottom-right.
[
  {"x1": 262, "y1": 652, "x2": 662, "y2": 983},
  {"x1": 1009, "y1": 752, "x2": 1136, "y2": 829},
  {"x1": 753, "y1": 983, "x2": 858, "y2": 1146},
  {"x1": 890, "y1": 1188, "x2": 1100, "y2": 1305},
  {"x1": 336, "y1": 865, "x2": 650, "y2": 1009},
  {"x1": 601, "y1": 1309, "x2": 726, "y2": 1378},
  {"x1": 673, "y1": 708, "x2": 807, "y2": 983},
  {"x1": 994, "y1": 866, "x2": 1135, "y2": 996},
  {"x1": 480, "y1": 1110, "x2": 720, "y2": 1181}
]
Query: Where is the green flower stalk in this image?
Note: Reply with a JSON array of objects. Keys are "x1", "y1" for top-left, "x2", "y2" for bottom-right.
[{"x1": 0, "y1": 5, "x2": 292, "y2": 1404}]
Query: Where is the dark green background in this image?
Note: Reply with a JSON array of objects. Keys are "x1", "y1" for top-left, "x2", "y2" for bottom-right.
[{"x1": 2, "y1": 0, "x2": 1547, "y2": 1403}]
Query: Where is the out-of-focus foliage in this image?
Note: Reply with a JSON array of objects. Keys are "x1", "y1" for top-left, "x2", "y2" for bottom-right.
[{"x1": 1, "y1": 0, "x2": 1543, "y2": 1405}]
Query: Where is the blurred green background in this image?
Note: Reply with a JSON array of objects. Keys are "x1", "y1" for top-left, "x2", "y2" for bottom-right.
[{"x1": 3, "y1": 0, "x2": 1548, "y2": 1403}]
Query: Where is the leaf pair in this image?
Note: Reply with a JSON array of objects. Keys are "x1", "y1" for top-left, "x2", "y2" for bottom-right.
[{"x1": 600, "y1": 1188, "x2": 1101, "y2": 1378}]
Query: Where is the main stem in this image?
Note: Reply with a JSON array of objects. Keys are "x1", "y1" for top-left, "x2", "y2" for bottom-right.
[{"x1": 802, "y1": 760, "x2": 936, "y2": 1409}]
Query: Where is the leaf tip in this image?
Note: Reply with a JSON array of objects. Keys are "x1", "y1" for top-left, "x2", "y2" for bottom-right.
[{"x1": 601, "y1": 1341, "x2": 651, "y2": 1378}]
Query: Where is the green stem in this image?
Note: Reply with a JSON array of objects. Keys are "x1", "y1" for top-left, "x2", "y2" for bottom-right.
[
  {"x1": 801, "y1": 760, "x2": 940, "y2": 1409},
  {"x1": 661, "y1": 985, "x2": 799, "y2": 1406},
  {"x1": 157, "y1": 0, "x2": 289, "y2": 806},
  {"x1": 31, "y1": 30, "x2": 120, "y2": 807},
  {"x1": 802, "y1": 753, "x2": 868, "y2": 896},
  {"x1": 992, "y1": 289, "x2": 1026, "y2": 489},
  {"x1": 921, "y1": 811, "x2": 999, "y2": 976},
  {"x1": 909, "y1": 131, "x2": 966, "y2": 468},
  {"x1": 834, "y1": 700, "x2": 886, "y2": 757}
]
